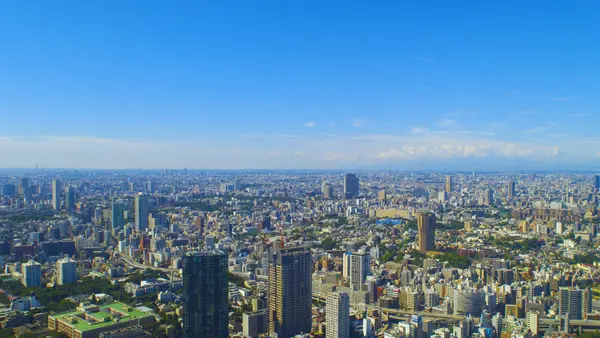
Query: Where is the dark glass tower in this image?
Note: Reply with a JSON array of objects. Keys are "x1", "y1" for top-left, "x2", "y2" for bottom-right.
[
  {"x1": 183, "y1": 251, "x2": 228, "y2": 338},
  {"x1": 343, "y1": 173, "x2": 359, "y2": 199}
]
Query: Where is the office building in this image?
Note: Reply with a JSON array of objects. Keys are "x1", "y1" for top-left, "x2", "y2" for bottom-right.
[
  {"x1": 56, "y1": 257, "x2": 77, "y2": 285},
  {"x1": 64, "y1": 186, "x2": 75, "y2": 214},
  {"x1": 48, "y1": 302, "x2": 154, "y2": 338},
  {"x1": 343, "y1": 173, "x2": 359, "y2": 199},
  {"x1": 22, "y1": 260, "x2": 42, "y2": 287},
  {"x1": 483, "y1": 188, "x2": 494, "y2": 206},
  {"x1": 594, "y1": 175, "x2": 599, "y2": 192},
  {"x1": 378, "y1": 189, "x2": 386, "y2": 203},
  {"x1": 350, "y1": 252, "x2": 370, "y2": 288},
  {"x1": 322, "y1": 182, "x2": 333, "y2": 200},
  {"x1": 445, "y1": 175, "x2": 453, "y2": 193},
  {"x1": 268, "y1": 246, "x2": 312, "y2": 337},
  {"x1": 559, "y1": 287, "x2": 585, "y2": 320},
  {"x1": 52, "y1": 179, "x2": 61, "y2": 210},
  {"x1": 526, "y1": 311, "x2": 539, "y2": 336},
  {"x1": 326, "y1": 292, "x2": 350, "y2": 338},
  {"x1": 111, "y1": 201, "x2": 125, "y2": 229},
  {"x1": 2, "y1": 184, "x2": 16, "y2": 198},
  {"x1": 19, "y1": 177, "x2": 29, "y2": 195},
  {"x1": 183, "y1": 251, "x2": 228, "y2": 338},
  {"x1": 507, "y1": 180, "x2": 516, "y2": 197},
  {"x1": 146, "y1": 180, "x2": 154, "y2": 194},
  {"x1": 135, "y1": 194, "x2": 149, "y2": 232},
  {"x1": 417, "y1": 210, "x2": 436, "y2": 253},
  {"x1": 243, "y1": 311, "x2": 267, "y2": 338}
]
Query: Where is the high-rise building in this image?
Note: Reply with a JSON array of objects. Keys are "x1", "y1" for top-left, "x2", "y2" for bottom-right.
[
  {"x1": 135, "y1": 194, "x2": 149, "y2": 232},
  {"x1": 445, "y1": 176, "x2": 453, "y2": 193},
  {"x1": 22, "y1": 260, "x2": 42, "y2": 287},
  {"x1": 507, "y1": 180, "x2": 516, "y2": 197},
  {"x1": 417, "y1": 210, "x2": 436, "y2": 253},
  {"x1": 350, "y1": 252, "x2": 370, "y2": 288},
  {"x1": 183, "y1": 251, "x2": 228, "y2": 338},
  {"x1": 146, "y1": 180, "x2": 154, "y2": 194},
  {"x1": 594, "y1": 175, "x2": 599, "y2": 192},
  {"x1": 64, "y1": 186, "x2": 75, "y2": 214},
  {"x1": 2, "y1": 184, "x2": 16, "y2": 198},
  {"x1": 378, "y1": 189, "x2": 386, "y2": 203},
  {"x1": 326, "y1": 292, "x2": 350, "y2": 338},
  {"x1": 111, "y1": 201, "x2": 125, "y2": 229},
  {"x1": 483, "y1": 188, "x2": 494, "y2": 206},
  {"x1": 343, "y1": 173, "x2": 359, "y2": 199},
  {"x1": 19, "y1": 177, "x2": 29, "y2": 195},
  {"x1": 559, "y1": 287, "x2": 584, "y2": 320},
  {"x1": 322, "y1": 182, "x2": 333, "y2": 200},
  {"x1": 52, "y1": 179, "x2": 61, "y2": 210},
  {"x1": 268, "y1": 247, "x2": 312, "y2": 337},
  {"x1": 56, "y1": 257, "x2": 77, "y2": 285},
  {"x1": 526, "y1": 311, "x2": 539, "y2": 336}
]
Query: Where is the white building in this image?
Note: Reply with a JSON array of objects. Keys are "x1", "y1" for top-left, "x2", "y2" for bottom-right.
[
  {"x1": 57, "y1": 257, "x2": 77, "y2": 285},
  {"x1": 326, "y1": 292, "x2": 350, "y2": 338}
]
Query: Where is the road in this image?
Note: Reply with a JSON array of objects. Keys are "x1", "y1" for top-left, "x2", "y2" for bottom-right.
[
  {"x1": 116, "y1": 252, "x2": 180, "y2": 273},
  {"x1": 313, "y1": 292, "x2": 464, "y2": 321}
]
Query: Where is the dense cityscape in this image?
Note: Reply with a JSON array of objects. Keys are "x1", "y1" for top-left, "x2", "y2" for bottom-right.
[{"x1": 0, "y1": 170, "x2": 598, "y2": 337}]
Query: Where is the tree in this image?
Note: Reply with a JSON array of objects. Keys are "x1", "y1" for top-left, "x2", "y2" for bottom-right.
[{"x1": 321, "y1": 238, "x2": 337, "y2": 251}]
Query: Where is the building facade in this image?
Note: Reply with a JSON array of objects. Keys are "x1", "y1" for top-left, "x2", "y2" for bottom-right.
[
  {"x1": 326, "y1": 292, "x2": 350, "y2": 338},
  {"x1": 183, "y1": 251, "x2": 228, "y2": 338},
  {"x1": 268, "y1": 246, "x2": 312, "y2": 337}
]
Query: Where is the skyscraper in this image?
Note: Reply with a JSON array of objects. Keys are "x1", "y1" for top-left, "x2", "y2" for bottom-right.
[
  {"x1": 507, "y1": 180, "x2": 516, "y2": 197},
  {"x1": 111, "y1": 201, "x2": 125, "y2": 229},
  {"x1": 322, "y1": 182, "x2": 333, "y2": 200},
  {"x1": 326, "y1": 292, "x2": 350, "y2": 338},
  {"x1": 146, "y1": 180, "x2": 154, "y2": 194},
  {"x1": 19, "y1": 177, "x2": 29, "y2": 196},
  {"x1": 378, "y1": 189, "x2": 386, "y2": 203},
  {"x1": 52, "y1": 179, "x2": 61, "y2": 210},
  {"x1": 135, "y1": 194, "x2": 149, "y2": 232},
  {"x1": 268, "y1": 246, "x2": 312, "y2": 337},
  {"x1": 417, "y1": 210, "x2": 436, "y2": 253},
  {"x1": 56, "y1": 257, "x2": 77, "y2": 285},
  {"x1": 594, "y1": 175, "x2": 599, "y2": 192},
  {"x1": 483, "y1": 188, "x2": 494, "y2": 206},
  {"x1": 2, "y1": 184, "x2": 16, "y2": 198},
  {"x1": 183, "y1": 251, "x2": 228, "y2": 338},
  {"x1": 349, "y1": 252, "x2": 370, "y2": 288},
  {"x1": 64, "y1": 186, "x2": 75, "y2": 214},
  {"x1": 22, "y1": 260, "x2": 42, "y2": 287},
  {"x1": 445, "y1": 175, "x2": 453, "y2": 193},
  {"x1": 343, "y1": 173, "x2": 359, "y2": 199}
]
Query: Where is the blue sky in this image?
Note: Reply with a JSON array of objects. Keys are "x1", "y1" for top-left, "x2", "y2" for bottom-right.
[{"x1": 1, "y1": 1, "x2": 599, "y2": 169}]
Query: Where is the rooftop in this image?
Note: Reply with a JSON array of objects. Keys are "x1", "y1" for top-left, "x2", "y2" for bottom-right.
[{"x1": 49, "y1": 302, "x2": 153, "y2": 333}]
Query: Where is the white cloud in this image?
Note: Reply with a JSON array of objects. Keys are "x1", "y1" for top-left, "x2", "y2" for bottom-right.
[
  {"x1": 0, "y1": 132, "x2": 594, "y2": 169},
  {"x1": 411, "y1": 127, "x2": 428, "y2": 134},
  {"x1": 353, "y1": 118, "x2": 364, "y2": 127},
  {"x1": 550, "y1": 147, "x2": 565, "y2": 157},
  {"x1": 438, "y1": 119, "x2": 458, "y2": 128},
  {"x1": 551, "y1": 96, "x2": 574, "y2": 101},
  {"x1": 522, "y1": 121, "x2": 558, "y2": 134},
  {"x1": 304, "y1": 121, "x2": 316, "y2": 128}
]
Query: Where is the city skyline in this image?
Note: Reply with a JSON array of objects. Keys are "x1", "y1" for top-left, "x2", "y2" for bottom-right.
[{"x1": 2, "y1": 2, "x2": 600, "y2": 169}]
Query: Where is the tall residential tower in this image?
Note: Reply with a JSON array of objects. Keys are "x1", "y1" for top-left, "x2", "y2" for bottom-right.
[
  {"x1": 417, "y1": 210, "x2": 436, "y2": 253},
  {"x1": 183, "y1": 251, "x2": 228, "y2": 338},
  {"x1": 268, "y1": 246, "x2": 312, "y2": 337}
]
